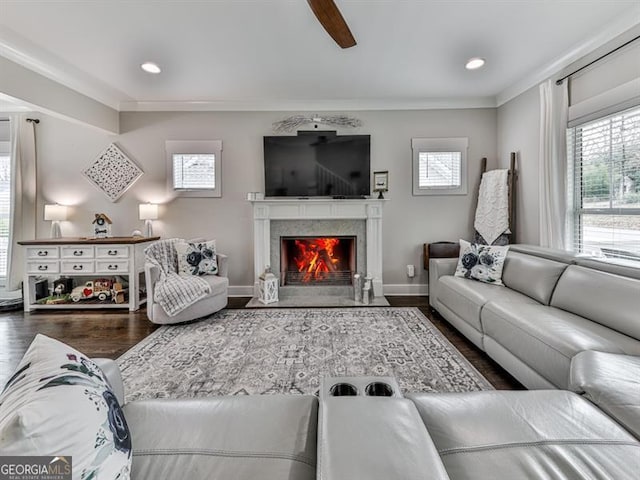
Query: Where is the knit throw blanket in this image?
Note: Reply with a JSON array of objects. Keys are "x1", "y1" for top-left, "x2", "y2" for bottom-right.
[
  {"x1": 144, "y1": 238, "x2": 210, "y2": 316},
  {"x1": 474, "y1": 169, "x2": 510, "y2": 246}
]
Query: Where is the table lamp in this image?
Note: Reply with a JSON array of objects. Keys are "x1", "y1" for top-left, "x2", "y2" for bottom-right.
[
  {"x1": 139, "y1": 203, "x2": 158, "y2": 237},
  {"x1": 44, "y1": 204, "x2": 68, "y2": 238}
]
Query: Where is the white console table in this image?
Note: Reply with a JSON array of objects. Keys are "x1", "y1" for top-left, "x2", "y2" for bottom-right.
[{"x1": 19, "y1": 236, "x2": 159, "y2": 312}]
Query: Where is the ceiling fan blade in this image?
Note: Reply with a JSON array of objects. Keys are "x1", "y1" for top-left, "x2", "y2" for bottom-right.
[{"x1": 307, "y1": 0, "x2": 357, "y2": 49}]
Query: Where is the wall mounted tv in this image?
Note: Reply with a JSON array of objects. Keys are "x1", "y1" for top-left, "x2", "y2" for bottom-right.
[{"x1": 263, "y1": 131, "x2": 370, "y2": 198}]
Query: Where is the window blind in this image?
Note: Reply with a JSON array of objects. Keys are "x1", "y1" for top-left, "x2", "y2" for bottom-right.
[
  {"x1": 173, "y1": 154, "x2": 216, "y2": 190},
  {"x1": 418, "y1": 152, "x2": 461, "y2": 188},
  {"x1": 568, "y1": 105, "x2": 640, "y2": 263}
]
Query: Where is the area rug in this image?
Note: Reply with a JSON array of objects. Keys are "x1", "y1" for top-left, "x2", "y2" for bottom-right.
[{"x1": 117, "y1": 307, "x2": 493, "y2": 402}]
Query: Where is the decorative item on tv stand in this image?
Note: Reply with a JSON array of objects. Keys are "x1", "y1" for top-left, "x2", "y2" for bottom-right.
[
  {"x1": 92, "y1": 213, "x2": 112, "y2": 238},
  {"x1": 258, "y1": 266, "x2": 279, "y2": 305},
  {"x1": 373, "y1": 171, "x2": 389, "y2": 199}
]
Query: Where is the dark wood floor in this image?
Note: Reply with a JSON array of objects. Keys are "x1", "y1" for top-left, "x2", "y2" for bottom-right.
[{"x1": 0, "y1": 297, "x2": 523, "y2": 390}]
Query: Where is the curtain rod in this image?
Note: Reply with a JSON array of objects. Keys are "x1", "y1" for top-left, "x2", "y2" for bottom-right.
[
  {"x1": 556, "y1": 34, "x2": 640, "y2": 85},
  {"x1": 0, "y1": 118, "x2": 40, "y2": 122}
]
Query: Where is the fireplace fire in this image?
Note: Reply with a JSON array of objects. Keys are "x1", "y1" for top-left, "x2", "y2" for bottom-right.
[{"x1": 281, "y1": 236, "x2": 356, "y2": 286}]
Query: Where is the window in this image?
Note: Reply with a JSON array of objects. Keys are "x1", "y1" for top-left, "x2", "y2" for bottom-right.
[
  {"x1": 567, "y1": 105, "x2": 640, "y2": 263},
  {"x1": 412, "y1": 137, "x2": 468, "y2": 195},
  {"x1": 166, "y1": 140, "x2": 222, "y2": 197},
  {"x1": 418, "y1": 152, "x2": 462, "y2": 188},
  {"x1": 0, "y1": 138, "x2": 10, "y2": 280},
  {"x1": 173, "y1": 154, "x2": 216, "y2": 190}
]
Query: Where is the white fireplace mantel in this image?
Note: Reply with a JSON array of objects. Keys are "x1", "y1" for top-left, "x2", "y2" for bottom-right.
[{"x1": 251, "y1": 198, "x2": 385, "y2": 296}]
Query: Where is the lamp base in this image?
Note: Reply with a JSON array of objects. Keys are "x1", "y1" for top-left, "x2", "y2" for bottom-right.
[
  {"x1": 144, "y1": 219, "x2": 154, "y2": 237},
  {"x1": 50, "y1": 221, "x2": 62, "y2": 239}
]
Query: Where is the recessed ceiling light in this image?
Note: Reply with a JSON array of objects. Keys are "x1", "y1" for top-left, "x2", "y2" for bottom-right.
[
  {"x1": 465, "y1": 57, "x2": 485, "y2": 70},
  {"x1": 141, "y1": 62, "x2": 161, "y2": 74}
]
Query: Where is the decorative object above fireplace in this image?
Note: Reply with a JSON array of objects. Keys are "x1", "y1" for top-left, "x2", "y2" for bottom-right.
[{"x1": 272, "y1": 114, "x2": 362, "y2": 133}]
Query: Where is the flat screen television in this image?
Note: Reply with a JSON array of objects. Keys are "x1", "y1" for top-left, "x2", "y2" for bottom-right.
[{"x1": 263, "y1": 131, "x2": 370, "y2": 197}]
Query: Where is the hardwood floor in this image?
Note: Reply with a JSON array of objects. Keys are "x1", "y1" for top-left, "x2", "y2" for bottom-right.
[{"x1": 0, "y1": 297, "x2": 523, "y2": 390}]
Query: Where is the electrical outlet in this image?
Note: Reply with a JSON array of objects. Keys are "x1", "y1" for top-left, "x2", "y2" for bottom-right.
[{"x1": 406, "y1": 264, "x2": 415, "y2": 278}]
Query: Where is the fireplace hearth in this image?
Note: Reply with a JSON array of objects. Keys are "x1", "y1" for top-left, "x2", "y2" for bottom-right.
[{"x1": 281, "y1": 236, "x2": 356, "y2": 286}]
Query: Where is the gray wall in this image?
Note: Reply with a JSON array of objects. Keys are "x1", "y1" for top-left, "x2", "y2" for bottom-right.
[
  {"x1": 497, "y1": 85, "x2": 540, "y2": 244},
  {"x1": 32, "y1": 108, "x2": 497, "y2": 294}
]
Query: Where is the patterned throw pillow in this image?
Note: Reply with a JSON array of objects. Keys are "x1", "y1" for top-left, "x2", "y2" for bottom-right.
[
  {"x1": 176, "y1": 240, "x2": 218, "y2": 276},
  {"x1": 454, "y1": 239, "x2": 509, "y2": 285},
  {"x1": 0, "y1": 334, "x2": 131, "y2": 480}
]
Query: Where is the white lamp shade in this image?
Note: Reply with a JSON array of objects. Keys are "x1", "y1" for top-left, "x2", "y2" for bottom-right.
[
  {"x1": 139, "y1": 203, "x2": 159, "y2": 220},
  {"x1": 44, "y1": 204, "x2": 68, "y2": 221}
]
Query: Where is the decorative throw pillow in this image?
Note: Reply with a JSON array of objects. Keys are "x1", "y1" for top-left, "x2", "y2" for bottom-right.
[
  {"x1": 176, "y1": 240, "x2": 218, "y2": 276},
  {"x1": 0, "y1": 334, "x2": 131, "y2": 480},
  {"x1": 454, "y1": 239, "x2": 509, "y2": 285}
]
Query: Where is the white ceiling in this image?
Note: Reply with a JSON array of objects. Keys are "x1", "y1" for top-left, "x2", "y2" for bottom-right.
[{"x1": 1, "y1": 1, "x2": 639, "y2": 111}]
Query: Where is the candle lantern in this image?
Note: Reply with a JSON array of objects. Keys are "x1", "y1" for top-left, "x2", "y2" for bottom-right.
[{"x1": 258, "y1": 266, "x2": 279, "y2": 304}]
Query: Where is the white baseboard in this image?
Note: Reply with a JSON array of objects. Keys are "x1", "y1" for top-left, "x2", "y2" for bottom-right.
[
  {"x1": 230, "y1": 284, "x2": 429, "y2": 297},
  {"x1": 228, "y1": 285, "x2": 254, "y2": 297},
  {"x1": 382, "y1": 284, "x2": 429, "y2": 296}
]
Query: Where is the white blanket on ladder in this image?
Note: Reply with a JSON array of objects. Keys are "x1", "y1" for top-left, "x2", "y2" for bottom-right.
[{"x1": 474, "y1": 169, "x2": 510, "y2": 245}]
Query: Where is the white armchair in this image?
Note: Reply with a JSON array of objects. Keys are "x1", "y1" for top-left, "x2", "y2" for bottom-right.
[{"x1": 145, "y1": 252, "x2": 229, "y2": 324}]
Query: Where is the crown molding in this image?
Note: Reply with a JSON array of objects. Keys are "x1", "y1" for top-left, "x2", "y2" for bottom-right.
[
  {"x1": 496, "y1": 9, "x2": 640, "y2": 107},
  {"x1": 119, "y1": 97, "x2": 497, "y2": 112},
  {"x1": 0, "y1": 26, "x2": 131, "y2": 110}
]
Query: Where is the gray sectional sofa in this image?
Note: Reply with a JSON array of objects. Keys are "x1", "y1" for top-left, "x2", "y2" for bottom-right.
[
  {"x1": 95, "y1": 354, "x2": 640, "y2": 480},
  {"x1": 429, "y1": 244, "x2": 640, "y2": 389}
]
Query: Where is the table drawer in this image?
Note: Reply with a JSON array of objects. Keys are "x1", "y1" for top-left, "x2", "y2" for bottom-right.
[
  {"x1": 61, "y1": 246, "x2": 95, "y2": 259},
  {"x1": 26, "y1": 247, "x2": 59, "y2": 259},
  {"x1": 27, "y1": 261, "x2": 60, "y2": 274},
  {"x1": 61, "y1": 260, "x2": 95, "y2": 274},
  {"x1": 96, "y1": 246, "x2": 130, "y2": 259},
  {"x1": 95, "y1": 260, "x2": 129, "y2": 273}
]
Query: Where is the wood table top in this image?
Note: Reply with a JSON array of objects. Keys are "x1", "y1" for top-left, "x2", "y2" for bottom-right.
[{"x1": 18, "y1": 236, "x2": 161, "y2": 245}]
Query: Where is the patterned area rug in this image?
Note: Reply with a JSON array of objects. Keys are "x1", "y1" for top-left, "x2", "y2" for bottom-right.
[{"x1": 118, "y1": 307, "x2": 493, "y2": 401}]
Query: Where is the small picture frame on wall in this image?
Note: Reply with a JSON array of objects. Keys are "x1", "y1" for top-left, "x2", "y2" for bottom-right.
[{"x1": 373, "y1": 171, "x2": 389, "y2": 199}]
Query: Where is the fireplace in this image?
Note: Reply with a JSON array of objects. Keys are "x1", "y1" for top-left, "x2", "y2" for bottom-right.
[
  {"x1": 251, "y1": 199, "x2": 384, "y2": 301},
  {"x1": 281, "y1": 236, "x2": 356, "y2": 286}
]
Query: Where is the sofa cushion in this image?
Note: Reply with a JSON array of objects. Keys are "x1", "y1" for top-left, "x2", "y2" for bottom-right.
[
  {"x1": 201, "y1": 273, "x2": 229, "y2": 296},
  {"x1": 576, "y1": 257, "x2": 640, "y2": 280},
  {"x1": 501, "y1": 251, "x2": 568, "y2": 304},
  {"x1": 551, "y1": 265, "x2": 640, "y2": 340},
  {"x1": 407, "y1": 390, "x2": 640, "y2": 480},
  {"x1": 454, "y1": 240, "x2": 509, "y2": 285},
  {"x1": 482, "y1": 301, "x2": 640, "y2": 388},
  {"x1": 318, "y1": 397, "x2": 449, "y2": 480},
  {"x1": 123, "y1": 395, "x2": 317, "y2": 480},
  {"x1": 570, "y1": 351, "x2": 640, "y2": 440},
  {"x1": 0, "y1": 335, "x2": 132, "y2": 479},
  {"x1": 437, "y1": 276, "x2": 537, "y2": 332},
  {"x1": 176, "y1": 239, "x2": 218, "y2": 276},
  {"x1": 508, "y1": 244, "x2": 578, "y2": 264}
]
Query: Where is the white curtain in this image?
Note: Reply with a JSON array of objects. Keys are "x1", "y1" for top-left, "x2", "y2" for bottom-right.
[
  {"x1": 539, "y1": 79, "x2": 569, "y2": 249},
  {"x1": 6, "y1": 115, "x2": 37, "y2": 291}
]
